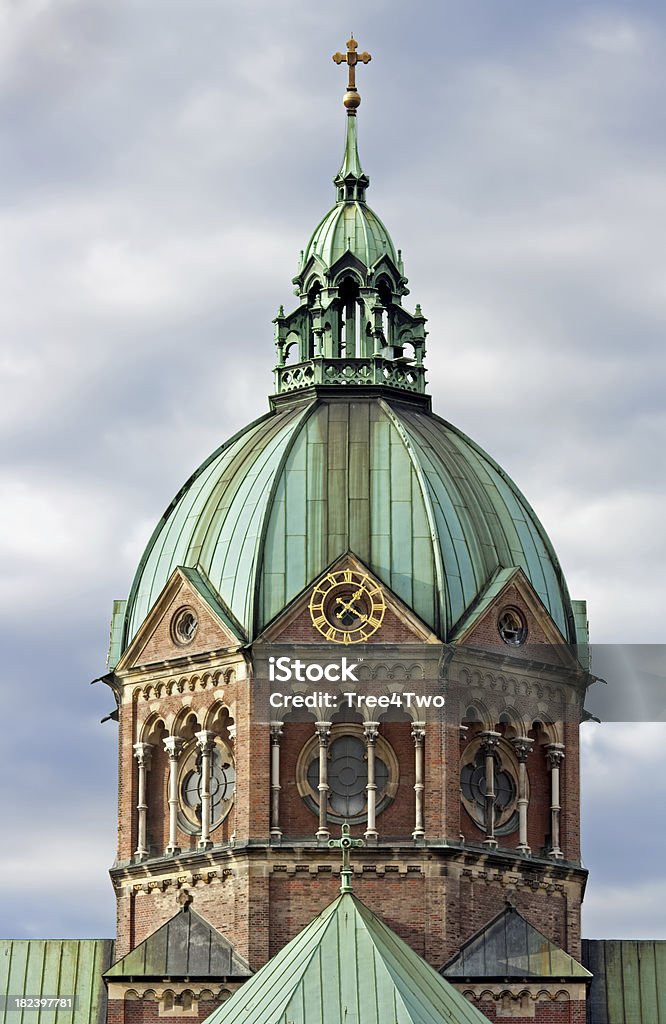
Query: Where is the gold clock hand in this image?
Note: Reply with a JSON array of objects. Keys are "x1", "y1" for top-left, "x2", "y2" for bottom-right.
[{"x1": 335, "y1": 596, "x2": 368, "y2": 622}]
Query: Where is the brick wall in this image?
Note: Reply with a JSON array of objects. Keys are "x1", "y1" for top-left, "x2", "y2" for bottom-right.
[{"x1": 462, "y1": 995, "x2": 587, "y2": 1023}]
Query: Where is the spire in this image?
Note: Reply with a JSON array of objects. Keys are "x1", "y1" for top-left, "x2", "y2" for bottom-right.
[
  {"x1": 332, "y1": 36, "x2": 371, "y2": 202},
  {"x1": 334, "y1": 112, "x2": 369, "y2": 202},
  {"x1": 271, "y1": 38, "x2": 429, "y2": 404}
]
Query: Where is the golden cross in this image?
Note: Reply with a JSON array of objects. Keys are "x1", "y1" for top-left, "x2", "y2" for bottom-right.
[{"x1": 332, "y1": 36, "x2": 371, "y2": 93}]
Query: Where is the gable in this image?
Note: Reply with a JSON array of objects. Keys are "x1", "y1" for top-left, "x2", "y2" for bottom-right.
[
  {"x1": 105, "y1": 907, "x2": 252, "y2": 981},
  {"x1": 442, "y1": 907, "x2": 591, "y2": 981},
  {"x1": 258, "y1": 552, "x2": 440, "y2": 646},
  {"x1": 450, "y1": 567, "x2": 579, "y2": 668},
  {"x1": 116, "y1": 567, "x2": 244, "y2": 672}
]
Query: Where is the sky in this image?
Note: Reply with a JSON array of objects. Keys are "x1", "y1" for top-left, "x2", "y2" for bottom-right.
[{"x1": 0, "y1": 0, "x2": 665, "y2": 941}]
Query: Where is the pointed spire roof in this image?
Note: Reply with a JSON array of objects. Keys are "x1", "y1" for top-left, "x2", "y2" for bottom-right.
[
  {"x1": 333, "y1": 112, "x2": 370, "y2": 201},
  {"x1": 442, "y1": 906, "x2": 592, "y2": 981},
  {"x1": 201, "y1": 892, "x2": 489, "y2": 1024}
]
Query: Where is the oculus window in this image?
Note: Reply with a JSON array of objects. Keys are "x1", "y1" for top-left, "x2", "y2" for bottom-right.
[
  {"x1": 178, "y1": 737, "x2": 235, "y2": 833},
  {"x1": 460, "y1": 737, "x2": 522, "y2": 836},
  {"x1": 297, "y1": 724, "x2": 399, "y2": 823},
  {"x1": 497, "y1": 607, "x2": 528, "y2": 646},
  {"x1": 171, "y1": 606, "x2": 199, "y2": 646}
]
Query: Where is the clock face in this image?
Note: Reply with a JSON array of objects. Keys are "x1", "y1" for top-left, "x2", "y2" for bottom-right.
[{"x1": 309, "y1": 569, "x2": 386, "y2": 644}]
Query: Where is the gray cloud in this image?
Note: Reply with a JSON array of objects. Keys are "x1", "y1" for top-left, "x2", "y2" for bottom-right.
[{"x1": 0, "y1": 0, "x2": 664, "y2": 938}]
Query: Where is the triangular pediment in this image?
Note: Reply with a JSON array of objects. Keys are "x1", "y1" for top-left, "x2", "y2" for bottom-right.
[
  {"x1": 104, "y1": 906, "x2": 251, "y2": 981},
  {"x1": 370, "y1": 251, "x2": 402, "y2": 281},
  {"x1": 450, "y1": 567, "x2": 576, "y2": 665},
  {"x1": 116, "y1": 567, "x2": 245, "y2": 672},
  {"x1": 200, "y1": 891, "x2": 489, "y2": 1024},
  {"x1": 442, "y1": 906, "x2": 591, "y2": 981},
  {"x1": 258, "y1": 552, "x2": 440, "y2": 645},
  {"x1": 328, "y1": 249, "x2": 370, "y2": 282},
  {"x1": 296, "y1": 253, "x2": 328, "y2": 291}
]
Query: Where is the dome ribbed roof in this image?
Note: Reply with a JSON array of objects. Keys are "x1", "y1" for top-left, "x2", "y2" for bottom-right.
[
  {"x1": 304, "y1": 201, "x2": 397, "y2": 269},
  {"x1": 122, "y1": 397, "x2": 575, "y2": 651}
]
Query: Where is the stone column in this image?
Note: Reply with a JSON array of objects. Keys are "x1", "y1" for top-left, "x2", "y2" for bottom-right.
[
  {"x1": 411, "y1": 722, "x2": 426, "y2": 840},
  {"x1": 133, "y1": 742, "x2": 153, "y2": 860},
  {"x1": 545, "y1": 743, "x2": 565, "y2": 859},
  {"x1": 270, "y1": 722, "x2": 283, "y2": 841},
  {"x1": 364, "y1": 722, "x2": 380, "y2": 842},
  {"x1": 315, "y1": 721, "x2": 332, "y2": 842},
  {"x1": 480, "y1": 731, "x2": 501, "y2": 848},
  {"x1": 511, "y1": 737, "x2": 534, "y2": 856},
  {"x1": 163, "y1": 736, "x2": 184, "y2": 855},
  {"x1": 195, "y1": 730, "x2": 216, "y2": 850}
]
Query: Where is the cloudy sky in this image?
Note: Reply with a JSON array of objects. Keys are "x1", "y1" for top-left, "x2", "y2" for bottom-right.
[{"x1": 1, "y1": 0, "x2": 665, "y2": 941}]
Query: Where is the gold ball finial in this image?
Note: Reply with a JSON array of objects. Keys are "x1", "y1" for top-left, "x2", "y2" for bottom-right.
[{"x1": 343, "y1": 90, "x2": 361, "y2": 111}]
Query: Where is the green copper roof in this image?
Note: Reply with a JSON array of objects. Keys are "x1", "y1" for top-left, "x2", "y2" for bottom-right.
[
  {"x1": 582, "y1": 939, "x2": 666, "y2": 1024},
  {"x1": 0, "y1": 939, "x2": 113, "y2": 1024},
  {"x1": 120, "y1": 396, "x2": 575, "y2": 655},
  {"x1": 336, "y1": 108, "x2": 366, "y2": 183},
  {"x1": 442, "y1": 907, "x2": 591, "y2": 980},
  {"x1": 200, "y1": 891, "x2": 489, "y2": 1024},
  {"x1": 304, "y1": 201, "x2": 397, "y2": 269},
  {"x1": 104, "y1": 907, "x2": 251, "y2": 980},
  {"x1": 302, "y1": 107, "x2": 397, "y2": 269}
]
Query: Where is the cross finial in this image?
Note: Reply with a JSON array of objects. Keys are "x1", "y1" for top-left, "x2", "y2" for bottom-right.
[
  {"x1": 332, "y1": 36, "x2": 371, "y2": 115},
  {"x1": 328, "y1": 822, "x2": 365, "y2": 893}
]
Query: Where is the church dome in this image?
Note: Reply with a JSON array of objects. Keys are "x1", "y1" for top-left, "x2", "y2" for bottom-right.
[
  {"x1": 118, "y1": 67, "x2": 577, "y2": 659},
  {"x1": 122, "y1": 395, "x2": 576, "y2": 651}
]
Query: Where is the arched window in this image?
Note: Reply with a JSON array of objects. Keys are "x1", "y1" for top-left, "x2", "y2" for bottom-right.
[{"x1": 338, "y1": 276, "x2": 361, "y2": 357}]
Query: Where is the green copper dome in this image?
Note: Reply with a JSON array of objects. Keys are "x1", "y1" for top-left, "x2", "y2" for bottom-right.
[
  {"x1": 304, "y1": 201, "x2": 397, "y2": 270},
  {"x1": 120, "y1": 395, "x2": 577, "y2": 653},
  {"x1": 115, "y1": 72, "x2": 581, "y2": 663},
  {"x1": 301, "y1": 110, "x2": 397, "y2": 270}
]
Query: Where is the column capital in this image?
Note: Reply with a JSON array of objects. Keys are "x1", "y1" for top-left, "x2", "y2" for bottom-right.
[
  {"x1": 163, "y1": 736, "x2": 185, "y2": 758},
  {"x1": 195, "y1": 729, "x2": 216, "y2": 754},
  {"x1": 479, "y1": 730, "x2": 501, "y2": 751},
  {"x1": 411, "y1": 721, "x2": 426, "y2": 745},
  {"x1": 511, "y1": 736, "x2": 534, "y2": 762},
  {"x1": 545, "y1": 742, "x2": 565, "y2": 769},
  {"x1": 315, "y1": 720, "x2": 332, "y2": 743},
  {"x1": 270, "y1": 721, "x2": 284, "y2": 743},
  {"x1": 133, "y1": 742, "x2": 153, "y2": 767},
  {"x1": 364, "y1": 721, "x2": 380, "y2": 743}
]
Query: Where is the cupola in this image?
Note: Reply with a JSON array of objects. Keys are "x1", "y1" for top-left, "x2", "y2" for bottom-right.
[{"x1": 273, "y1": 37, "x2": 428, "y2": 399}]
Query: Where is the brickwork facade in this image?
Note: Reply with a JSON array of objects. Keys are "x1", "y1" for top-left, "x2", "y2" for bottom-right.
[{"x1": 108, "y1": 560, "x2": 589, "y2": 1021}]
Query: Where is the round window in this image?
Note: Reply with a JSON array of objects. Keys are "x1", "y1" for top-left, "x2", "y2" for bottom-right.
[
  {"x1": 460, "y1": 739, "x2": 521, "y2": 835},
  {"x1": 297, "y1": 726, "x2": 398, "y2": 824},
  {"x1": 178, "y1": 738, "x2": 235, "y2": 833},
  {"x1": 171, "y1": 607, "x2": 199, "y2": 646},
  {"x1": 497, "y1": 607, "x2": 527, "y2": 646}
]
